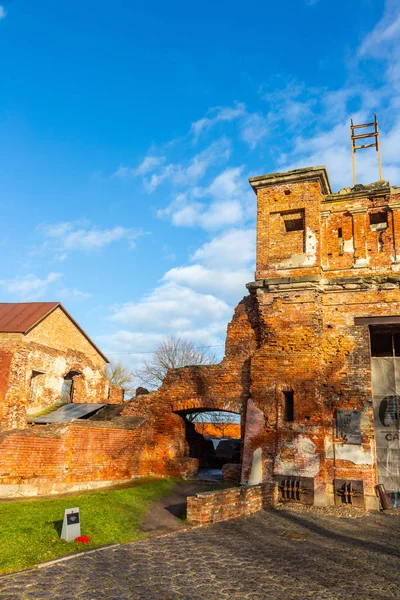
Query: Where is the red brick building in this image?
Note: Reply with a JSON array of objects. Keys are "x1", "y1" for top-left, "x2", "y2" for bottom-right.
[
  {"x1": 2, "y1": 166, "x2": 400, "y2": 507},
  {"x1": 241, "y1": 166, "x2": 400, "y2": 510},
  {"x1": 136, "y1": 166, "x2": 400, "y2": 511},
  {"x1": 0, "y1": 302, "x2": 121, "y2": 430}
]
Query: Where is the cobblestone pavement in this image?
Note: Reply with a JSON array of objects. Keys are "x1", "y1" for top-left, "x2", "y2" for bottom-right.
[{"x1": 1, "y1": 508, "x2": 399, "y2": 600}]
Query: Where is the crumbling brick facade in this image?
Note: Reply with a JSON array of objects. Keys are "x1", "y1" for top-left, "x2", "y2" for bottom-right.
[
  {"x1": 128, "y1": 166, "x2": 400, "y2": 511},
  {"x1": 3, "y1": 167, "x2": 400, "y2": 507},
  {"x1": 0, "y1": 304, "x2": 121, "y2": 430},
  {"x1": 242, "y1": 168, "x2": 400, "y2": 509}
]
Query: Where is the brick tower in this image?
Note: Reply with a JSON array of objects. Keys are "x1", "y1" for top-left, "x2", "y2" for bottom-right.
[{"x1": 243, "y1": 166, "x2": 400, "y2": 509}]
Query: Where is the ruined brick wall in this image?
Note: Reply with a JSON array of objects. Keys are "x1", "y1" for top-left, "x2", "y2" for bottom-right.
[
  {"x1": 0, "y1": 306, "x2": 118, "y2": 430},
  {"x1": 25, "y1": 306, "x2": 106, "y2": 368},
  {"x1": 186, "y1": 482, "x2": 273, "y2": 525},
  {"x1": 0, "y1": 414, "x2": 197, "y2": 497},
  {"x1": 0, "y1": 308, "x2": 119, "y2": 430},
  {"x1": 0, "y1": 340, "x2": 113, "y2": 430},
  {"x1": 124, "y1": 296, "x2": 258, "y2": 442},
  {"x1": 241, "y1": 171, "x2": 400, "y2": 509},
  {"x1": 321, "y1": 187, "x2": 400, "y2": 276},
  {"x1": 255, "y1": 177, "x2": 323, "y2": 280},
  {"x1": 6, "y1": 167, "x2": 398, "y2": 504},
  {"x1": 0, "y1": 351, "x2": 14, "y2": 429}
]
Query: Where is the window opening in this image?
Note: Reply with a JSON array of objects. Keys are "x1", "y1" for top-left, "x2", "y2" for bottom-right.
[
  {"x1": 338, "y1": 228, "x2": 344, "y2": 256},
  {"x1": 370, "y1": 332, "x2": 393, "y2": 357},
  {"x1": 284, "y1": 217, "x2": 304, "y2": 232},
  {"x1": 61, "y1": 371, "x2": 80, "y2": 403},
  {"x1": 370, "y1": 211, "x2": 388, "y2": 231},
  {"x1": 283, "y1": 391, "x2": 294, "y2": 422},
  {"x1": 29, "y1": 371, "x2": 45, "y2": 403}
]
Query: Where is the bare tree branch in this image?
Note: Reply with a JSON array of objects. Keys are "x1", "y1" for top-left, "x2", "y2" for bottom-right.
[
  {"x1": 134, "y1": 336, "x2": 217, "y2": 389},
  {"x1": 104, "y1": 361, "x2": 136, "y2": 397}
]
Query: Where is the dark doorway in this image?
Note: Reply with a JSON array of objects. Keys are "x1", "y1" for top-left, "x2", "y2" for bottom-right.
[
  {"x1": 61, "y1": 371, "x2": 81, "y2": 403},
  {"x1": 176, "y1": 409, "x2": 241, "y2": 480}
]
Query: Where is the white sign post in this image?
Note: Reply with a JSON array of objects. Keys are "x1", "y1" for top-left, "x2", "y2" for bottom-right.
[{"x1": 61, "y1": 507, "x2": 81, "y2": 542}]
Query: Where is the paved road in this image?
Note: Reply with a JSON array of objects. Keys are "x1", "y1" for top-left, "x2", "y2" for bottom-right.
[{"x1": 1, "y1": 508, "x2": 399, "y2": 599}]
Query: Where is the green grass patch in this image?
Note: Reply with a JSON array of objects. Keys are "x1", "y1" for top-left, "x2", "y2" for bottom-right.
[{"x1": 0, "y1": 478, "x2": 175, "y2": 575}]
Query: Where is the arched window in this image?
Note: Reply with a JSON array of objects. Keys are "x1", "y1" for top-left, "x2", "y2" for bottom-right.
[{"x1": 61, "y1": 371, "x2": 80, "y2": 403}]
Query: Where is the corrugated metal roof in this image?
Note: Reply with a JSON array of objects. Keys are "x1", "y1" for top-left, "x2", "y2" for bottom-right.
[
  {"x1": 29, "y1": 403, "x2": 107, "y2": 424},
  {"x1": 0, "y1": 302, "x2": 60, "y2": 333},
  {"x1": 0, "y1": 302, "x2": 108, "y2": 362}
]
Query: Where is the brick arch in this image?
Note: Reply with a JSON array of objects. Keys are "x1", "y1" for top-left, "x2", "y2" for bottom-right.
[
  {"x1": 171, "y1": 397, "x2": 242, "y2": 415},
  {"x1": 159, "y1": 362, "x2": 246, "y2": 416},
  {"x1": 62, "y1": 364, "x2": 83, "y2": 378},
  {"x1": 62, "y1": 367, "x2": 85, "y2": 403}
]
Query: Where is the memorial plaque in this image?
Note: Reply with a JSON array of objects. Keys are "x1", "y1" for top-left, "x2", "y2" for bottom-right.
[
  {"x1": 61, "y1": 507, "x2": 81, "y2": 542},
  {"x1": 67, "y1": 512, "x2": 80, "y2": 526},
  {"x1": 336, "y1": 410, "x2": 362, "y2": 445}
]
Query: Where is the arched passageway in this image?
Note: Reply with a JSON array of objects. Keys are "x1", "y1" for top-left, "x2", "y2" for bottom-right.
[{"x1": 175, "y1": 408, "x2": 241, "y2": 480}]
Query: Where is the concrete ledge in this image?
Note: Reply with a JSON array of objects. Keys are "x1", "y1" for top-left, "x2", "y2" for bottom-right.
[{"x1": 37, "y1": 544, "x2": 120, "y2": 568}]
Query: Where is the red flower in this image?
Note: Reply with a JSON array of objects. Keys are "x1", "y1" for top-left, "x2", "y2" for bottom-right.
[{"x1": 75, "y1": 535, "x2": 90, "y2": 544}]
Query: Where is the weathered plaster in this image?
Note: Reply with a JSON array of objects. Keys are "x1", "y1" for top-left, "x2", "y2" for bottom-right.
[{"x1": 324, "y1": 438, "x2": 374, "y2": 465}]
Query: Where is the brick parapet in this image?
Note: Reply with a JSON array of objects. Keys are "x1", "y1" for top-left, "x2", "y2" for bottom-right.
[{"x1": 187, "y1": 483, "x2": 274, "y2": 525}]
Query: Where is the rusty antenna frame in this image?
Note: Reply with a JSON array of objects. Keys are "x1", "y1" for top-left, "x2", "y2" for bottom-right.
[{"x1": 350, "y1": 113, "x2": 383, "y2": 186}]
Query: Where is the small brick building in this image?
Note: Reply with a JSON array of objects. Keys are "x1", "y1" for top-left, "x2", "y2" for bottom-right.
[{"x1": 0, "y1": 302, "x2": 119, "y2": 430}]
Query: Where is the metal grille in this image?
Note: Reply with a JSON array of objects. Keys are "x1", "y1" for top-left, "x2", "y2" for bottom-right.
[
  {"x1": 334, "y1": 479, "x2": 364, "y2": 508},
  {"x1": 277, "y1": 476, "x2": 314, "y2": 505}
]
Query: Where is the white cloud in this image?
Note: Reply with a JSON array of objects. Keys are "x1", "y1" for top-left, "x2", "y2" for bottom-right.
[
  {"x1": 0, "y1": 5, "x2": 6, "y2": 19},
  {"x1": 41, "y1": 221, "x2": 142, "y2": 254},
  {"x1": 104, "y1": 225, "x2": 256, "y2": 362},
  {"x1": 97, "y1": 330, "x2": 164, "y2": 352},
  {"x1": 359, "y1": 1, "x2": 400, "y2": 59},
  {"x1": 163, "y1": 228, "x2": 255, "y2": 302},
  {"x1": 357, "y1": 1, "x2": 400, "y2": 92},
  {"x1": 1, "y1": 272, "x2": 62, "y2": 300},
  {"x1": 191, "y1": 103, "x2": 247, "y2": 139},
  {"x1": 163, "y1": 265, "x2": 251, "y2": 303},
  {"x1": 113, "y1": 155, "x2": 166, "y2": 179},
  {"x1": 110, "y1": 282, "x2": 231, "y2": 333},
  {"x1": 143, "y1": 138, "x2": 231, "y2": 192},
  {"x1": 191, "y1": 228, "x2": 255, "y2": 268},
  {"x1": 240, "y1": 113, "x2": 269, "y2": 149},
  {"x1": 158, "y1": 167, "x2": 253, "y2": 230},
  {"x1": 57, "y1": 287, "x2": 92, "y2": 300},
  {"x1": 191, "y1": 103, "x2": 269, "y2": 149}
]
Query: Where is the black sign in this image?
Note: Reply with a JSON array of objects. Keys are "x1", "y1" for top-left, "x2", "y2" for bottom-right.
[
  {"x1": 67, "y1": 512, "x2": 80, "y2": 525},
  {"x1": 336, "y1": 410, "x2": 362, "y2": 445}
]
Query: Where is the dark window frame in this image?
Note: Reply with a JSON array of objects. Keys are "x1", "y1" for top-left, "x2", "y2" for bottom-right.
[{"x1": 283, "y1": 390, "x2": 294, "y2": 422}]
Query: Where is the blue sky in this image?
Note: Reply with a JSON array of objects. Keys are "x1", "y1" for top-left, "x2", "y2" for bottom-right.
[{"x1": 1, "y1": 0, "x2": 399, "y2": 370}]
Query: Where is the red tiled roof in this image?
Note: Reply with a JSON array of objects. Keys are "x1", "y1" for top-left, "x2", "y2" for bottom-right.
[
  {"x1": 0, "y1": 302, "x2": 108, "y2": 362},
  {"x1": 0, "y1": 302, "x2": 60, "y2": 333}
]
